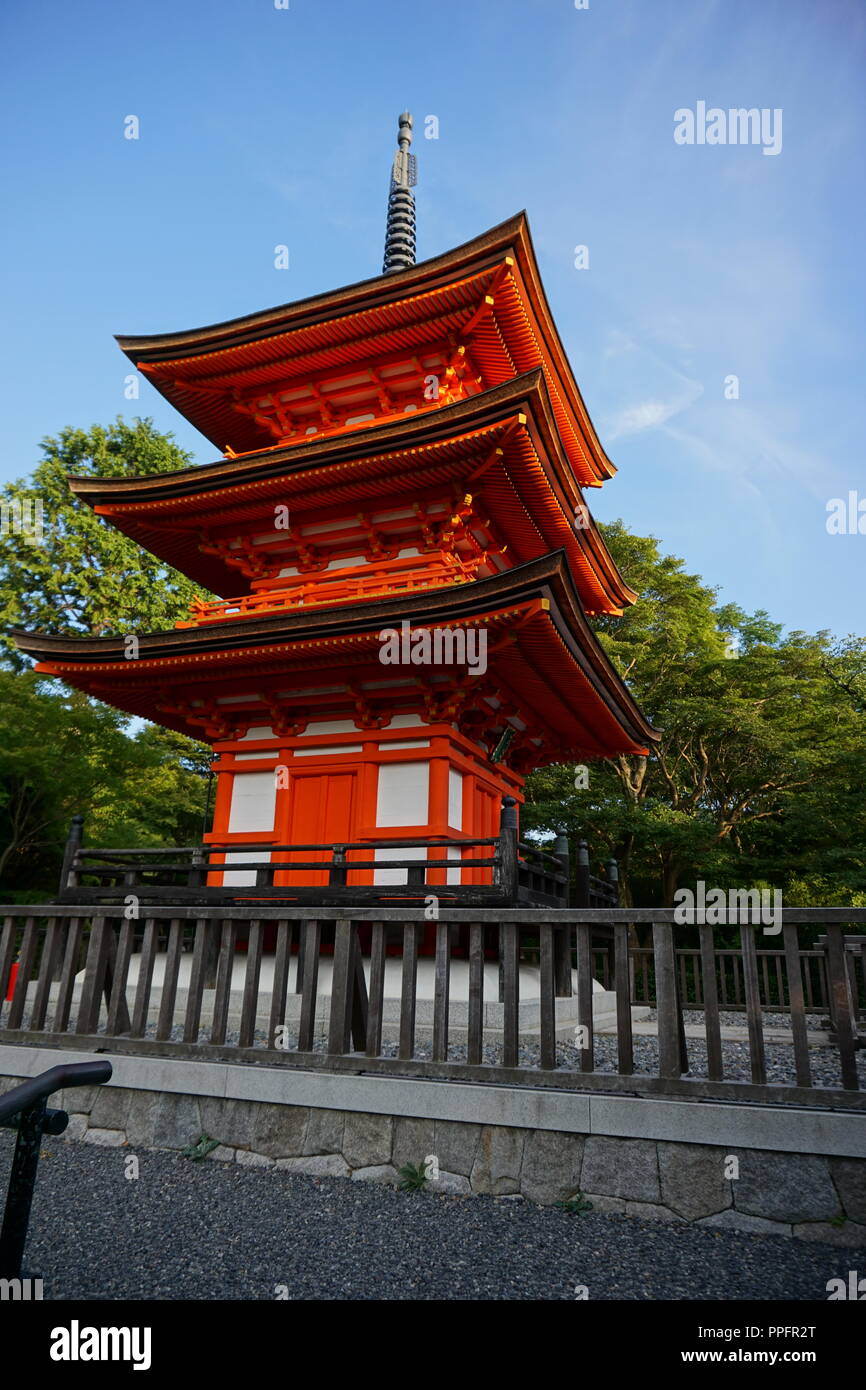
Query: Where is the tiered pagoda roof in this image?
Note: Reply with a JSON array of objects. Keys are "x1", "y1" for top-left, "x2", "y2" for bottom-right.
[
  {"x1": 68, "y1": 370, "x2": 635, "y2": 615},
  {"x1": 16, "y1": 552, "x2": 655, "y2": 769},
  {"x1": 14, "y1": 201, "x2": 658, "y2": 772},
  {"x1": 115, "y1": 213, "x2": 616, "y2": 485}
]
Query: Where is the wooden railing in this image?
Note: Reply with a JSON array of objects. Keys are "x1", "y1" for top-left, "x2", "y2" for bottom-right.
[
  {"x1": 62, "y1": 836, "x2": 508, "y2": 906},
  {"x1": 628, "y1": 939, "x2": 866, "y2": 1020},
  {"x1": 0, "y1": 905, "x2": 862, "y2": 1107},
  {"x1": 175, "y1": 552, "x2": 479, "y2": 627},
  {"x1": 55, "y1": 804, "x2": 603, "y2": 910}
]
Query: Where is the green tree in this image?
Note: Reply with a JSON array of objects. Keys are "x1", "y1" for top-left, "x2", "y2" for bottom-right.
[
  {"x1": 0, "y1": 669, "x2": 122, "y2": 887},
  {"x1": 523, "y1": 522, "x2": 866, "y2": 909},
  {"x1": 0, "y1": 670, "x2": 210, "y2": 897},
  {"x1": 0, "y1": 417, "x2": 207, "y2": 665},
  {"x1": 86, "y1": 725, "x2": 213, "y2": 849}
]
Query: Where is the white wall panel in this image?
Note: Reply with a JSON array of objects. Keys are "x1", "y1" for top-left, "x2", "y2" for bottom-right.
[
  {"x1": 227, "y1": 771, "x2": 277, "y2": 833},
  {"x1": 448, "y1": 767, "x2": 464, "y2": 831},
  {"x1": 375, "y1": 761, "x2": 429, "y2": 828},
  {"x1": 373, "y1": 844, "x2": 425, "y2": 887},
  {"x1": 221, "y1": 850, "x2": 265, "y2": 888}
]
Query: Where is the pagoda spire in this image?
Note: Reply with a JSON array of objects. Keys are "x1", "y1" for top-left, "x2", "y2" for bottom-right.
[{"x1": 382, "y1": 111, "x2": 416, "y2": 274}]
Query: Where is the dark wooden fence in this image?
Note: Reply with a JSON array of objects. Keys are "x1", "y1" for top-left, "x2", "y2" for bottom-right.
[
  {"x1": 628, "y1": 941, "x2": 866, "y2": 1019},
  {"x1": 0, "y1": 905, "x2": 863, "y2": 1108},
  {"x1": 55, "y1": 808, "x2": 617, "y2": 911}
]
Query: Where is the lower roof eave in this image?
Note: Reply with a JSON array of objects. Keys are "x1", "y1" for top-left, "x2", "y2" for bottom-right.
[{"x1": 12, "y1": 551, "x2": 659, "y2": 751}]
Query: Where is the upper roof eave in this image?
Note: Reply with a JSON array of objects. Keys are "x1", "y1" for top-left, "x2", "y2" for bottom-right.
[
  {"x1": 116, "y1": 211, "x2": 616, "y2": 481},
  {"x1": 116, "y1": 213, "x2": 530, "y2": 361}
]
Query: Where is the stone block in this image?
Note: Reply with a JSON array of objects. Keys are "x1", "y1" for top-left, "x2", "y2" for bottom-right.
[
  {"x1": 62, "y1": 1113, "x2": 88, "y2": 1142},
  {"x1": 153, "y1": 1095, "x2": 203, "y2": 1150},
  {"x1": 56, "y1": 1086, "x2": 97, "y2": 1113},
  {"x1": 82, "y1": 1128, "x2": 125, "y2": 1148},
  {"x1": 828, "y1": 1158, "x2": 866, "y2": 1225},
  {"x1": 658, "y1": 1142, "x2": 732, "y2": 1220},
  {"x1": 89, "y1": 1087, "x2": 132, "y2": 1132},
  {"x1": 125, "y1": 1092, "x2": 160, "y2": 1147},
  {"x1": 392, "y1": 1117, "x2": 436, "y2": 1172},
  {"x1": 275, "y1": 1154, "x2": 350, "y2": 1178},
  {"x1": 433, "y1": 1120, "x2": 481, "y2": 1176},
  {"x1": 352, "y1": 1164, "x2": 400, "y2": 1186},
  {"x1": 251, "y1": 1103, "x2": 308, "y2": 1159},
  {"x1": 236, "y1": 1150, "x2": 275, "y2": 1167},
  {"x1": 581, "y1": 1137, "x2": 660, "y2": 1203},
  {"x1": 699, "y1": 1210, "x2": 792, "y2": 1237},
  {"x1": 624, "y1": 1201, "x2": 684, "y2": 1223},
  {"x1": 520, "y1": 1129, "x2": 584, "y2": 1206},
  {"x1": 429, "y1": 1170, "x2": 471, "y2": 1196},
  {"x1": 127, "y1": 1091, "x2": 204, "y2": 1149},
  {"x1": 303, "y1": 1108, "x2": 346, "y2": 1156},
  {"x1": 341, "y1": 1112, "x2": 393, "y2": 1169},
  {"x1": 734, "y1": 1152, "x2": 840, "y2": 1225},
  {"x1": 580, "y1": 1193, "x2": 626, "y2": 1214},
  {"x1": 792, "y1": 1221, "x2": 866, "y2": 1248},
  {"x1": 470, "y1": 1126, "x2": 525, "y2": 1195},
  {"x1": 205, "y1": 1145, "x2": 236, "y2": 1163},
  {"x1": 198, "y1": 1098, "x2": 259, "y2": 1150}
]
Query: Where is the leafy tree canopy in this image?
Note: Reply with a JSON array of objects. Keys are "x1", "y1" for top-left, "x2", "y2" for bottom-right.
[
  {"x1": 0, "y1": 670, "x2": 210, "y2": 898},
  {"x1": 0, "y1": 417, "x2": 208, "y2": 666},
  {"x1": 523, "y1": 523, "x2": 866, "y2": 908}
]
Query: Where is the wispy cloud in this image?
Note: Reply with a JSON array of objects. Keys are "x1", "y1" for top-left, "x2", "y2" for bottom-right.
[{"x1": 608, "y1": 392, "x2": 699, "y2": 438}]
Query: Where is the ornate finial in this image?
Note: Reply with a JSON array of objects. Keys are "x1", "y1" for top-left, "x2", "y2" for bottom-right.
[{"x1": 383, "y1": 111, "x2": 417, "y2": 274}]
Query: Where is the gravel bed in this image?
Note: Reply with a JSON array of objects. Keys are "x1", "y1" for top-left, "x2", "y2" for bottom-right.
[
  {"x1": 644, "y1": 1007, "x2": 832, "y2": 1031},
  {"x1": 5, "y1": 1008, "x2": 863, "y2": 1090},
  {"x1": 0, "y1": 1135, "x2": 852, "y2": 1301},
  {"x1": 144, "y1": 1027, "x2": 864, "y2": 1090},
  {"x1": 230, "y1": 1022, "x2": 865, "y2": 1090}
]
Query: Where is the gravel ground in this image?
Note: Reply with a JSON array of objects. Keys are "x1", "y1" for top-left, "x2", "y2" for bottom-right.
[
  {"x1": 202, "y1": 1016, "x2": 863, "y2": 1090},
  {"x1": 0, "y1": 1135, "x2": 854, "y2": 1301},
  {"x1": 5, "y1": 1006, "x2": 864, "y2": 1089}
]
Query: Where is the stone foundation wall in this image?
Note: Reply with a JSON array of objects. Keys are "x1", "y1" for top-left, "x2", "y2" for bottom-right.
[{"x1": 10, "y1": 1078, "x2": 863, "y2": 1247}]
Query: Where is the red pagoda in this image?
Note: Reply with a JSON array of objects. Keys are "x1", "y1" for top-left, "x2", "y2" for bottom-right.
[{"x1": 14, "y1": 114, "x2": 657, "y2": 895}]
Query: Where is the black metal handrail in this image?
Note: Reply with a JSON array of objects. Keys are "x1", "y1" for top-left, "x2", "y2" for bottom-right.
[{"x1": 0, "y1": 1060, "x2": 112, "y2": 1278}]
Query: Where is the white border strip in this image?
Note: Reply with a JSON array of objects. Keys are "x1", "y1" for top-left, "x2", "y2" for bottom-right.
[{"x1": 0, "y1": 1045, "x2": 863, "y2": 1158}]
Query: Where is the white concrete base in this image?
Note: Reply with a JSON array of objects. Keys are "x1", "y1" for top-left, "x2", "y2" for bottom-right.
[
  {"x1": 13, "y1": 955, "x2": 647, "y2": 1039},
  {"x1": 0, "y1": 1044, "x2": 863, "y2": 1157}
]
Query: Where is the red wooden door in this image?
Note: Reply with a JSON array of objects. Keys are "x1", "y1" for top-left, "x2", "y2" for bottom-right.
[{"x1": 274, "y1": 770, "x2": 356, "y2": 886}]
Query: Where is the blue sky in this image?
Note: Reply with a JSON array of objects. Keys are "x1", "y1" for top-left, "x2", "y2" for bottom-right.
[{"x1": 1, "y1": 0, "x2": 863, "y2": 638}]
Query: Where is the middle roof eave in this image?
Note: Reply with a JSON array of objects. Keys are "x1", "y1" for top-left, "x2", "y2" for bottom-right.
[{"x1": 67, "y1": 370, "x2": 638, "y2": 609}]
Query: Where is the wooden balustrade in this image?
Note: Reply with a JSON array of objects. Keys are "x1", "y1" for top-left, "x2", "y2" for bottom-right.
[
  {"x1": 54, "y1": 807, "x2": 616, "y2": 913},
  {"x1": 628, "y1": 944, "x2": 866, "y2": 1018},
  {"x1": 0, "y1": 905, "x2": 863, "y2": 1107},
  {"x1": 58, "y1": 836, "x2": 572, "y2": 909},
  {"x1": 176, "y1": 552, "x2": 479, "y2": 628}
]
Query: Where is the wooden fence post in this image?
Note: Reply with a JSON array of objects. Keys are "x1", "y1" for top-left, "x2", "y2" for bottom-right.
[
  {"x1": 58, "y1": 814, "x2": 84, "y2": 898},
  {"x1": 825, "y1": 924, "x2": 860, "y2": 1091},
  {"x1": 498, "y1": 798, "x2": 518, "y2": 906},
  {"x1": 575, "y1": 840, "x2": 590, "y2": 908},
  {"x1": 653, "y1": 921, "x2": 682, "y2": 1078},
  {"x1": 329, "y1": 846, "x2": 347, "y2": 889},
  {"x1": 498, "y1": 798, "x2": 519, "y2": 1002},
  {"x1": 553, "y1": 833, "x2": 572, "y2": 996}
]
